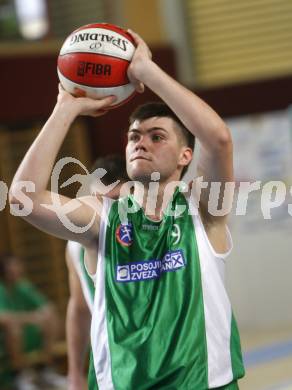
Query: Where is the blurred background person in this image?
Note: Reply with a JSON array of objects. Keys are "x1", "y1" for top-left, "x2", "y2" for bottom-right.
[{"x1": 0, "y1": 254, "x2": 67, "y2": 390}]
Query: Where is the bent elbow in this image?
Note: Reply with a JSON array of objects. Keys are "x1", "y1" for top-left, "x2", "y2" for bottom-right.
[
  {"x1": 8, "y1": 182, "x2": 36, "y2": 217},
  {"x1": 215, "y1": 126, "x2": 233, "y2": 152}
]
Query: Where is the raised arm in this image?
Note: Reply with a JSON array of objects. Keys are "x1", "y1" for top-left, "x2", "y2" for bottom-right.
[
  {"x1": 127, "y1": 30, "x2": 233, "y2": 223},
  {"x1": 9, "y1": 86, "x2": 116, "y2": 247}
]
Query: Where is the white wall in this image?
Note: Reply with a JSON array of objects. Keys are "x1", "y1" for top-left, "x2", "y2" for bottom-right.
[
  {"x1": 226, "y1": 110, "x2": 292, "y2": 330},
  {"x1": 227, "y1": 205, "x2": 292, "y2": 330}
]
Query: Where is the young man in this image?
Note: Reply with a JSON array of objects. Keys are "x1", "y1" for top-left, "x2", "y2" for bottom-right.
[
  {"x1": 65, "y1": 155, "x2": 128, "y2": 390},
  {"x1": 10, "y1": 30, "x2": 245, "y2": 389}
]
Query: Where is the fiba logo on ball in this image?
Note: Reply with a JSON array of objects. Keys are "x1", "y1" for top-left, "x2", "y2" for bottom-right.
[
  {"x1": 77, "y1": 62, "x2": 111, "y2": 77},
  {"x1": 57, "y1": 23, "x2": 136, "y2": 108}
]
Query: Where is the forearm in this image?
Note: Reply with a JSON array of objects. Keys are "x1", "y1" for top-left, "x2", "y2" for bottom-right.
[
  {"x1": 138, "y1": 61, "x2": 230, "y2": 150},
  {"x1": 0, "y1": 310, "x2": 37, "y2": 326},
  {"x1": 9, "y1": 306, "x2": 50, "y2": 325},
  {"x1": 66, "y1": 298, "x2": 91, "y2": 376}
]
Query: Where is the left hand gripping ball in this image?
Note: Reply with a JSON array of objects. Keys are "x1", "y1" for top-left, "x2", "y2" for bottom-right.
[{"x1": 57, "y1": 23, "x2": 136, "y2": 108}]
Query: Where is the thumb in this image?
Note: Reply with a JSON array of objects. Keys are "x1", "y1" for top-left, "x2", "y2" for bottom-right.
[
  {"x1": 128, "y1": 74, "x2": 145, "y2": 94},
  {"x1": 135, "y1": 82, "x2": 145, "y2": 94}
]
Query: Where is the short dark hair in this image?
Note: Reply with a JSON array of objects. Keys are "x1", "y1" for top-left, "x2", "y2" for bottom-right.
[
  {"x1": 90, "y1": 154, "x2": 128, "y2": 185},
  {"x1": 129, "y1": 102, "x2": 195, "y2": 178}
]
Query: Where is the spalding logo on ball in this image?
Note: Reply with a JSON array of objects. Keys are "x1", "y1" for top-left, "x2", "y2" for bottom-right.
[{"x1": 57, "y1": 23, "x2": 136, "y2": 108}]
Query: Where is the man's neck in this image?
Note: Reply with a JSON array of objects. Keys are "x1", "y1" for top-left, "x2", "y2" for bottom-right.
[{"x1": 133, "y1": 177, "x2": 181, "y2": 221}]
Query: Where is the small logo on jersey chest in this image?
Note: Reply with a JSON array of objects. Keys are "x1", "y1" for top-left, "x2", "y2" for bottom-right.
[
  {"x1": 116, "y1": 223, "x2": 133, "y2": 246},
  {"x1": 141, "y1": 223, "x2": 159, "y2": 231}
]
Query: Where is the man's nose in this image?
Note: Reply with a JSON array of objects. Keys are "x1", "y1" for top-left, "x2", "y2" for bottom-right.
[{"x1": 135, "y1": 136, "x2": 147, "y2": 151}]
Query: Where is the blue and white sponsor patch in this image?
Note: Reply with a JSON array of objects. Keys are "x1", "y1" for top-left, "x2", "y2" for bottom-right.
[{"x1": 116, "y1": 249, "x2": 186, "y2": 282}]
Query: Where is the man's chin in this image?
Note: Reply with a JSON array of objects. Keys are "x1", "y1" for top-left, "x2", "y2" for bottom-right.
[{"x1": 128, "y1": 169, "x2": 154, "y2": 183}]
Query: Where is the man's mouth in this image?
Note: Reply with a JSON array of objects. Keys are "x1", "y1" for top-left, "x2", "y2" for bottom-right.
[{"x1": 130, "y1": 156, "x2": 151, "y2": 162}]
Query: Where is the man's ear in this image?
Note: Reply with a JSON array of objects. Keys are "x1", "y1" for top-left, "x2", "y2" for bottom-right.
[{"x1": 179, "y1": 147, "x2": 193, "y2": 168}]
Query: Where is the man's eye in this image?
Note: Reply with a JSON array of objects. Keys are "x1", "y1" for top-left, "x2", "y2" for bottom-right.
[
  {"x1": 152, "y1": 134, "x2": 163, "y2": 142},
  {"x1": 129, "y1": 133, "x2": 139, "y2": 141}
]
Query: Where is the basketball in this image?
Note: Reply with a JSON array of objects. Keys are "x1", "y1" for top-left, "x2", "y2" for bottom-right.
[{"x1": 57, "y1": 23, "x2": 136, "y2": 108}]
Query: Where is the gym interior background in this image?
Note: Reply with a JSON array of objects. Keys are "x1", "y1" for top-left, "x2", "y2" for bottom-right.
[{"x1": 0, "y1": 1, "x2": 292, "y2": 388}]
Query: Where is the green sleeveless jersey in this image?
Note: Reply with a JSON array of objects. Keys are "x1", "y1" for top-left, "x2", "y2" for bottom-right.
[{"x1": 90, "y1": 190, "x2": 244, "y2": 389}]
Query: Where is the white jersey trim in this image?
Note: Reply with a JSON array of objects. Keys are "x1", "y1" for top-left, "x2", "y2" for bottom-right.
[
  {"x1": 67, "y1": 241, "x2": 93, "y2": 313},
  {"x1": 197, "y1": 215, "x2": 233, "y2": 260},
  {"x1": 91, "y1": 196, "x2": 115, "y2": 390},
  {"x1": 189, "y1": 197, "x2": 234, "y2": 388}
]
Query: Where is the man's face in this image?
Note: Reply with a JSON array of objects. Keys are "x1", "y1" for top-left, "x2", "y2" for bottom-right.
[{"x1": 126, "y1": 117, "x2": 189, "y2": 182}]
